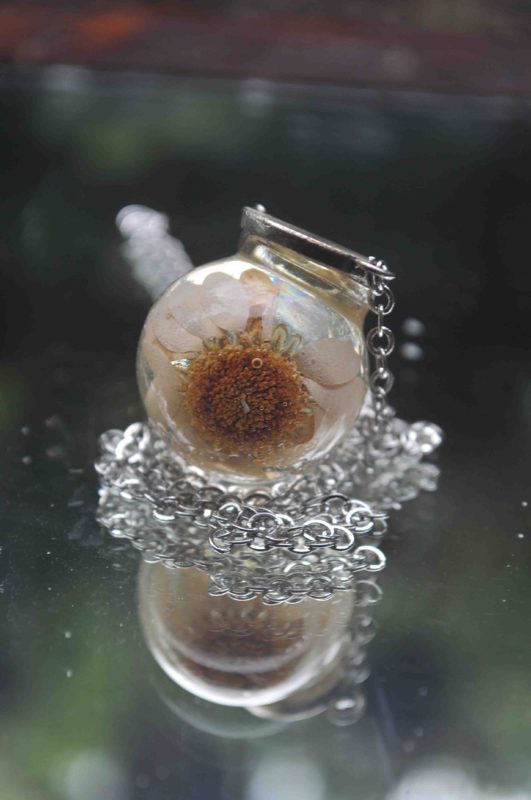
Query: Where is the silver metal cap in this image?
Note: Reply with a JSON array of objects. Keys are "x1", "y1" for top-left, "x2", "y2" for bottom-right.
[{"x1": 240, "y1": 205, "x2": 395, "y2": 282}]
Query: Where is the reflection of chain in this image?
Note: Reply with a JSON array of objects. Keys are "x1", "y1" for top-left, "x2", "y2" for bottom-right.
[
  {"x1": 326, "y1": 592, "x2": 379, "y2": 726},
  {"x1": 245, "y1": 579, "x2": 381, "y2": 724}
]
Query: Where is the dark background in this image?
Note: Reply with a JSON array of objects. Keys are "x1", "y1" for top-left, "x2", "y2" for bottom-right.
[{"x1": 0, "y1": 3, "x2": 531, "y2": 798}]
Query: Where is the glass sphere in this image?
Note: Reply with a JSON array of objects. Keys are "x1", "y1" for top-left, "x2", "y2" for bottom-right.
[
  {"x1": 138, "y1": 562, "x2": 354, "y2": 708},
  {"x1": 137, "y1": 249, "x2": 369, "y2": 484}
]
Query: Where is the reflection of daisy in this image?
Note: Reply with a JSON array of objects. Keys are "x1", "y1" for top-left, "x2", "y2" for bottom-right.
[{"x1": 141, "y1": 267, "x2": 366, "y2": 460}]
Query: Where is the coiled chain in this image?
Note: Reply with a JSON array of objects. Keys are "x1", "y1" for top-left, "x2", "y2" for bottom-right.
[{"x1": 96, "y1": 421, "x2": 389, "y2": 602}]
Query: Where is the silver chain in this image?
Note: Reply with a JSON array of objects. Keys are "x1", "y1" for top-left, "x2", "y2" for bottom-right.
[
  {"x1": 367, "y1": 259, "x2": 396, "y2": 430},
  {"x1": 96, "y1": 422, "x2": 388, "y2": 603},
  {"x1": 96, "y1": 411, "x2": 442, "y2": 604}
]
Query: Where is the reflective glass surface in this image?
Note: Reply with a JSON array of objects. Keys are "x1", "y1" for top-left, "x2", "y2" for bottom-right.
[{"x1": 1, "y1": 69, "x2": 531, "y2": 799}]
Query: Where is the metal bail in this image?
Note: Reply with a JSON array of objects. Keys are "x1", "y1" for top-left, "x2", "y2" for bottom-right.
[{"x1": 240, "y1": 205, "x2": 395, "y2": 282}]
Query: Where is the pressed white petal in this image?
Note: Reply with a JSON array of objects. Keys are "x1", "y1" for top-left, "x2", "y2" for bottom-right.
[
  {"x1": 142, "y1": 337, "x2": 176, "y2": 381},
  {"x1": 164, "y1": 282, "x2": 221, "y2": 340},
  {"x1": 261, "y1": 295, "x2": 277, "y2": 341},
  {"x1": 201, "y1": 273, "x2": 250, "y2": 332},
  {"x1": 346, "y1": 376, "x2": 367, "y2": 420},
  {"x1": 141, "y1": 338, "x2": 185, "y2": 418},
  {"x1": 295, "y1": 339, "x2": 361, "y2": 386},
  {"x1": 240, "y1": 268, "x2": 279, "y2": 318},
  {"x1": 144, "y1": 384, "x2": 167, "y2": 428},
  {"x1": 311, "y1": 405, "x2": 326, "y2": 431},
  {"x1": 294, "y1": 412, "x2": 316, "y2": 445},
  {"x1": 148, "y1": 300, "x2": 203, "y2": 353},
  {"x1": 305, "y1": 376, "x2": 366, "y2": 418}
]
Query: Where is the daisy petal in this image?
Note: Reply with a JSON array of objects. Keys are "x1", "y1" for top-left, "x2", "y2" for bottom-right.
[
  {"x1": 293, "y1": 412, "x2": 316, "y2": 445},
  {"x1": 201, "y1": 273, "x2": 250, "y2": 332},
  {"x1": 295, "y1": 339, "x2": 361, "y2": 386},
  {"x1": 144, "y1": 384, "x2": 167, "y2": 428},
  {"x1": 148, "y1": 300, "x2": 203, "y2": 354},
  {"x1": 164, "y1": 282, "x2": 221, "y2": 340},
  {"x1": 261, "y1": 295, "x2": 277, "y2": 341},
  {"x1": 240, "y1": 268, "x2": 279, "y2": 318},
  {"x1": 305, "y1": 376, "x2": 366, "y2": 418},
  {"x1": 141, "y1": 338, "x2": 185, "y2": 417}
]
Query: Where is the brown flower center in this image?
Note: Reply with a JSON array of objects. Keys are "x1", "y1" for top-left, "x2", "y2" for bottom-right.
[{"x1": 184, "y1": 344, "x2": 310, "y2": 452}]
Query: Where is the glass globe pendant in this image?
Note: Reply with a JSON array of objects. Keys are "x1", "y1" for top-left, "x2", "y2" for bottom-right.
[{"x1": 137, "y1": 206, "x2": 390, "y2": 485}]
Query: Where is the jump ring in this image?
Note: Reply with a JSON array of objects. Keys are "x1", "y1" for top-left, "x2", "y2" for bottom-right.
[{"x1": 367, "y1": 326, "x2": 395, "y2": 357}]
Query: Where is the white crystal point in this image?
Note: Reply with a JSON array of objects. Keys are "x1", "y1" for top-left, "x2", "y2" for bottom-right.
[
  {"x1": 142, "y1": 338, "x2": 185, "y2": 414},
  {"x1": 148, "y1": 299, "x2": 203, "y2": 353}
]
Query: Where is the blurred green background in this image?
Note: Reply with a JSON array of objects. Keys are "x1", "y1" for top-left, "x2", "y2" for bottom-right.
[{"x1": 0, "y1": 67, "x2": 530, "y2": 799}]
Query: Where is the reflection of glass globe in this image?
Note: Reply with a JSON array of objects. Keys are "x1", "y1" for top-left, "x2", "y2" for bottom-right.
[
  {"x1": 155, "y1": 668, "x2": 285, "y2": 741},
  {"x1": 138, "y1": 561, "x2": 354, "y2": 707}
]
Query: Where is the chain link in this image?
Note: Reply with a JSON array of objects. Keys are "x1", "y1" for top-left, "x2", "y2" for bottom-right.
[{"x1": 367, "y1": 261, "x2": 396, "y2": 430}]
